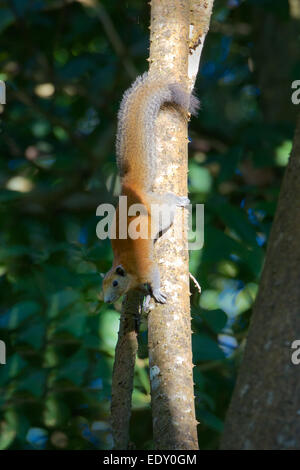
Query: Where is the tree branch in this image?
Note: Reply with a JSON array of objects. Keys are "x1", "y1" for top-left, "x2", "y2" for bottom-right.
[
  {"x1": 146, "y1": 0, "x2": 214, "y2": 450},
  {"x1": 111, "y1": 291, "x2": 142, "y2": 449}
]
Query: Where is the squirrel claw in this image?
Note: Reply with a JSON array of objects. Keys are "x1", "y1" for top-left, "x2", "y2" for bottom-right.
[{"x1": 153, "y1": 290, "x2": 167, "y2": 304}]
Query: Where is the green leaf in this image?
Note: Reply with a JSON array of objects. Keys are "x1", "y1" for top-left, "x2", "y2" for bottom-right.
[
  {"x1": 56, "y1": 350, "x2": 88, "y2": 386},
  {"x1": 193, "y1": 368, "x2": 206, "y2": 390},
  {"x1": 213, "y1": 203, "x2": 258, "y2": 246},
  {"x1": 54, "y1": 308, "x2": 86, "y2": 338},
  {"x1": 83, "y1": 334, "x2": 101, "y2": 350},
  {"x1": 195, "y1": 391, "x2": 215, "y2": 411},
  {"x1": 135, "y1": 364, "x2": 150, "y2": 395},
  {"x1": 88, "y1": 354, "x2": 113, "y2": 392},
  {"x1": 196, "y1": 408, "x2": 224, "y2": 433},
  {"x1": 132, "y1": 389, "x2": 151, "y2": 410},
  {"x1": 85, "y1": 245, "x2": 108, "y2": 262},
  {"x1": 199, "y1": 290, "x2": 219, "y2": 311},
  {"x1": 202, "y1": 309, "x2": 227, "y2": 333},
  {"x1": 18, "y1": 322, "x2": 45, "y2": 349},
  {"x1": 189, "y1": 162, "x2": 212, "y2": 194},
  {"x1": 59, "y1": 57, "x2": 94, "y2": 80},
  {"x1": 0, "y1": 245, "x2": 32, "y2": 262},
  {"x1": 0, "y1": 422, "x2": 16, "y2": 450},
  {"x1": 17, "y1": 370, "x2": 47, "y2": 397},
  {"x1": 275, "y1": 140, "x2": 292, "y2": 166},
  {"x1": 0, "y1": 10, "x2": 14, "y2": 34},
  {"x1": 203, "y1": 227, "x2": 264, "y2": 277},
  {"x1": 77, "y1": 272, "x2": 102, "y2": 289},
  {"x1": 98, "y1": 310, "x2": 119, "y2": 353},
  {"x1": 0, "y1": 353, "x2": 28, "y2": 386},
  {"x1": 4, "y1": 410, "x2": 30, "y2": 442},
  {"x1": 0, "y1": 189, "x2": 22, "y2": 202},
  {"x1": 192, "y1": 333, "x2": 225, "y2": 362},
  {"x1": 0, "y1": 301, "x2": 41, "y2": 330},
  {"x1": 47, "y1": 289, "x2": 81, "y2": 318},
  {"x1": 43, "y1": 397, "x2": 70, "y2": 427}
]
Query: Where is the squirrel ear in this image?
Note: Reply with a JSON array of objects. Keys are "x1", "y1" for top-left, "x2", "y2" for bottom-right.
[{"x1": 115, "y1": 265, "x2": 126, "y2": 277}]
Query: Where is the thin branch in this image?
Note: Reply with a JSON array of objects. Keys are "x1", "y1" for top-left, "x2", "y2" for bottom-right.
[
  {"x1": 190, "y1": 272, "x2": 201, "y2": 294},
  {"x1": 111, "y1": 291, "x2": 142, "y2": 449}
]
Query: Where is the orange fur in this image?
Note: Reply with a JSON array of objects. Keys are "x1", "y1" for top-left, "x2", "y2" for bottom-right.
[{"x1": 111, "y1": 184, "x2": 153, "y2": 285}]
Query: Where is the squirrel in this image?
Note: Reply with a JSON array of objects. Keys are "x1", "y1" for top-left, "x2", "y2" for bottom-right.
[{"x1": 102, "y1": 72, "x2": 199, "y2": 304}]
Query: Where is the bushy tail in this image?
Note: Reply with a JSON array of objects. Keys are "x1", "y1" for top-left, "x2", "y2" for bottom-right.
[
  {"x1": 116, "y1": 73, "x2": 199, "y2": 190},
  {"x1": 168, "y1": 83, "x2": 200, "y2": 116}
]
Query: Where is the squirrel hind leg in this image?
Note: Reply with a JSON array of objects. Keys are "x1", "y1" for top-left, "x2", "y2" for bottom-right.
[{"x1": 148, "y1": 264, "x2": 167, "y2": 304}]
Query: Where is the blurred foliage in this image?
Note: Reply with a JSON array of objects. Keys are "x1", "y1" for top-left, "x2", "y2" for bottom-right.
[{"x1": 0, "y1": 0, "x2": 299, "y2": 450}]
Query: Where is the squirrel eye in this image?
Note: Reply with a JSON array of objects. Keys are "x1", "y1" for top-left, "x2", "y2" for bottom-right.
[{"x1": 112, "y1": 280, "x2": 118, "y2": 287}]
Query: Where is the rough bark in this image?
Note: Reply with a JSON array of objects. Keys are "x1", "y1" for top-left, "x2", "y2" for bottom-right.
[
  {"x1": 221, "y1": 113, "x2": 300, "y2": 450},
  {"x1": 111, "y1": 292, "x2": 142, "y2": 449},
  {"x1": 147, "y1": 0, "x2": 214, "y2": 450}
]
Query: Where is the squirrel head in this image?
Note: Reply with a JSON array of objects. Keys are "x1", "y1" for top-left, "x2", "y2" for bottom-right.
[{"x1": 102, "y1": 264, "x2": 132, "y2": 303}]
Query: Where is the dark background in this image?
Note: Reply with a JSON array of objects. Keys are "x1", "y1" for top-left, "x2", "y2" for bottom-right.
[{"x1": 0, "y1": 0, "x2": 299, "y2": 450}]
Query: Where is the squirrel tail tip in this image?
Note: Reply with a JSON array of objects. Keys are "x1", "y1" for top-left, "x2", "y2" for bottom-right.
[
  {"x1": 169, "y1": 83, "x2": 200, "y2": 116},
  {"x1": 189, "y1": 92, "x2": 201, "y2": 116}
]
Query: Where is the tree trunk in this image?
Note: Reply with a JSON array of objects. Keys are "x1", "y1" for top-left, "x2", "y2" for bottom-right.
[
  {"x1": 221, "y1": 113, "x2": 300, "y2": 450},
  {"x1": 147, "y1": 0, "x2": 213, "y2": 450},
  {"x1": 251, "y1": 2, "x2": 299, "y2": 125}
]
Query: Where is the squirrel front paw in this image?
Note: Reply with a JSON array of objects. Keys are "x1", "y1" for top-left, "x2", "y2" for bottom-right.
[{"x1": 152, "y1": 289, "x2": 167, "y2": 304}]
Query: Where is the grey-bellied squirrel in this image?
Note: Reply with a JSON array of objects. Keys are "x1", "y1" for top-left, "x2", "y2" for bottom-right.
[{"x1": 102, "y1": 72, "x2": 199, "y2": 304}]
